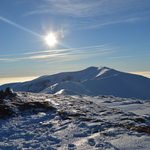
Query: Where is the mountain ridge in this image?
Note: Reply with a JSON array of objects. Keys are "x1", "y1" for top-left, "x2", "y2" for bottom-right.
[{"x1": 0, "y1": 66, "x2": 150, "y2": 100}]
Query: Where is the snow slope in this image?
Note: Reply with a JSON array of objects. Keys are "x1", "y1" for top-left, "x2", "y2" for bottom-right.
[
  {"x1": 0, "y1": 92, "x2": 150, "y2": 150},
  {"x1": 0, "y1": 66, "x2": 150, "y2": 99}
]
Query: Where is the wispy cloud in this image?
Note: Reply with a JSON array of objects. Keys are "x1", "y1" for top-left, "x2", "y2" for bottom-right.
[
  {"x1": 108, "y1": 55, "x2": 135, "y2": 59},
  {"x1": 44, "y1": 50, "x2": 116, "y2": 64},
  {"x1": 0, "y1": 58, "x2": 19, "y2": 62},
  {"x1": 25, "y1": 0, "x2": 150, "y2": 29},
  {"x1": 71, "y1": 17, "x2": 143, "y2": 30},
  {"x1": 0, "y1": 49, "x2": 70, "y2": 57},
  {"x1": 0, "y1": 45, "x2": 116, "y2": 63},
  {"x1": 27, "y1": 0, "x2": 102, "y2": 17},
  {"x1": 27, "y1": 0, "x2": 150, "y2": 18}
]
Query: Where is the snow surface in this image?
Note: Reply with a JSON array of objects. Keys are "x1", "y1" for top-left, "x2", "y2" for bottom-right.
[
  {"x1": 0, "y1": 66, "x2": 150, "y2": 100},
  {"x1": 0, "y1": 92, "x2": 150, "y2": 150}
]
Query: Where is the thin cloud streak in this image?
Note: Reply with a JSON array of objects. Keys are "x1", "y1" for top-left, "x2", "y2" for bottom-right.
[
  {"x1": 0, "y1": 49, "x2": 70, "y2": 57},
  {"x1": 0, "y1": 58, "x2": 19, "y2": 62},
  {"x1": 24, "y1": 49, "x2": 70, "y2": 55},
  {"x1": 77, "y1": 18, "x2": 142, "y2": 30},
  {"x1": 31, "y1": 48, "x2": 116, "y2": 64},
  {"x1": 108, "y1": 56, "x2": 135, "y2": 59},
  {"x1": 28, "y1": 53, "x2": 70, "y2": 59},
  {"x1": 0, "y1": 45, "x2": 116, "y2": 63}
]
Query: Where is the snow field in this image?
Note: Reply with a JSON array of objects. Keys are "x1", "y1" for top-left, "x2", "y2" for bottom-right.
[{"x1": 0, "y1": 92, "x2": 150, "y2": 149}]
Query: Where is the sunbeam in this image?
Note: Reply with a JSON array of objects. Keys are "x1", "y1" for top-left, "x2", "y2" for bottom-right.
[{"x1": 0, "y1": 16, "x2": 42, "y2": 37}]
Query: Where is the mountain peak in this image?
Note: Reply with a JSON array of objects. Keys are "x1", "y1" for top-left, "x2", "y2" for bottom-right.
[
  {"x1": 0, "y1": 66, "x2": 150, "y2": 99},
  {"x1": 98, "y1": 66, "x2": 110, "y2": 70},
  {"x1": 84, "y1": 66, "x2": 98, "y2": 71},
  {"x1": 85, "y1": 66, "x2": 110, "y2": 71}
]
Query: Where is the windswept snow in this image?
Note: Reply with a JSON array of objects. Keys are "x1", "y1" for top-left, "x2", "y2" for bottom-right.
[
  {"x1": 0, "y1": 66, "x2": 150, "y2": 100},
  {"x1": 0, "y1": 92, "x2": 150, "y2": 149}
]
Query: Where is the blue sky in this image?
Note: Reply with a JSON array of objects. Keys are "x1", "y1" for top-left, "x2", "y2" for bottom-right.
[{"x1": 0, "y1": 0, "x2": 150, "y2": 84}]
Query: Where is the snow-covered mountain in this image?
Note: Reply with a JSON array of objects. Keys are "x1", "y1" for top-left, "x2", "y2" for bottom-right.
[{"x1": 0, "y1": 66, "x2": 150, "y2": 100}]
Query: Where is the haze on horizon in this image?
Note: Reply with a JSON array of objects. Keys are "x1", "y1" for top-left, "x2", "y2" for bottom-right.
[{"x1": 0, "y1": 0, "x2": 150, "y2": 84}]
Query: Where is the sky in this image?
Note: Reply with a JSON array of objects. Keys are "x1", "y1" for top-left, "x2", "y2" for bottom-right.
[{"x1": 0, "y1": 0, "x2": 150, "y2": 85}]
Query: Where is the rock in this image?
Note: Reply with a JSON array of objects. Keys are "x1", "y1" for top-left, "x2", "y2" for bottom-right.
[{"x1": 5, "y1": 87, "x2": 13, "y2": 94}]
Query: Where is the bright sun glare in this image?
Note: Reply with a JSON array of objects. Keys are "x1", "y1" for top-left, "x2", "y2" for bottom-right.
[{"x1": 45, "y1": 34, "x2": 57, "y2": 46}]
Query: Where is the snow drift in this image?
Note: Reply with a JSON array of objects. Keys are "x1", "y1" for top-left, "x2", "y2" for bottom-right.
[{"x1": 0, "y1": 66, "x2": 150, "y2": 100}]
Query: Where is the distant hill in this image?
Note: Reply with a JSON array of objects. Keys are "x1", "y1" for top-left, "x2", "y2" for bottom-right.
[{"x1": 0, "y1": 66, "x2": 150, "y2": 100}]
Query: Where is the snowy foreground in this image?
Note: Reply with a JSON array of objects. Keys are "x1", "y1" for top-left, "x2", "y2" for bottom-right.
[{"x1": 0, "y1": 92, "x2": 150, "y2": 150}]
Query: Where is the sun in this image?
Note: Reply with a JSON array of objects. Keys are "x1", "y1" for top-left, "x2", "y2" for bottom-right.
[{"x1": 45, "y1": 34, "x2": 57, "y2": 46}]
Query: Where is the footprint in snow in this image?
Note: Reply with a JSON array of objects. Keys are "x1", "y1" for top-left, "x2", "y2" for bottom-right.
[
  {"x1": 68, "y1": 143, "x2": 76, "y2": 150},
  {"x1": 88, "y1": 138, "x2": 96, "y2": 146},
  {"x1": 74, "y1": 132, "x2": 87, "y2": 137},
  {"x1": 47, "y1": 135, "x2": 61, "y2": 144},
  {"x1": 95, "y1": 141, "x2": 116, "y2": 150}
]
